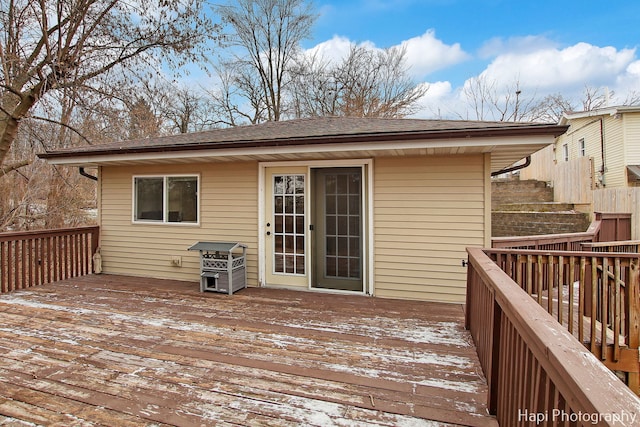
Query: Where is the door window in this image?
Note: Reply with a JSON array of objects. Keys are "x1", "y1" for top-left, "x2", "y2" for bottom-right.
[{"x1": 273, "y1": 175, "x2": 305, "y2": 275}]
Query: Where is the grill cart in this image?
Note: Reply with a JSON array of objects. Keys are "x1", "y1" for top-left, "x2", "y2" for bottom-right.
[{"x1": 188, "y1": 242, "x2": 247, "y2": 294}]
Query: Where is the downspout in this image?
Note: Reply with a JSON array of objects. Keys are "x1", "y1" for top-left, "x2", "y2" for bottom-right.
[
  {"x1": 491, "y1": 156, "x2": 531, "y2": 177},
  {"x1": 79, "y1": 167, "x2": 98, "y2": 181},
  {"x1": 599, "y1": 118, "x2": 606, "y2": 187}
]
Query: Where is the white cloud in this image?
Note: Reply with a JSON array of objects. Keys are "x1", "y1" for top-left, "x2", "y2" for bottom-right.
[
  {"x1": 479, "y1": 42, "x2": 637, "y2": 93},
  {"x1": 305, "y1": 30, "x2": 470, "y2": 79},
  {"x1": 412, "y1": 81, "x2": 471, "y2": 120},
  {"x1": 305, "y1": 35, "x2": 376, "y2": 64},
  {"x1": 615, "y1": 60, "x2": 640, "y2": 98},
  {"x1": 400, "y1": 29, "x2": 470, "y2": 77},
  {"x1": 411, "y1": 41, "x2": 640, "y2": 120}
]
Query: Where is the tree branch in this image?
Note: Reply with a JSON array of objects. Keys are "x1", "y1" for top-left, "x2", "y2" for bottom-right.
[{"x1": 1, "y1": 159, "x2": 31, "y2": 176}]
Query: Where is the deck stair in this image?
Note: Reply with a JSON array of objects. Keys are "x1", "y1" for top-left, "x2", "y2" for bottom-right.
[{"x1": 492, "y1": 178, "x2": 590, "y2": 237}]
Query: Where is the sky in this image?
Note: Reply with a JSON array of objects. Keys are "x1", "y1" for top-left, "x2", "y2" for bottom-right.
[{"x1": 300, "y1": 0, "x2": 640, "y2": 119}]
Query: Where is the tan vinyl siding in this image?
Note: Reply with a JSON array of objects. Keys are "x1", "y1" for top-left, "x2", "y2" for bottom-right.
[
  {"x1": 373, "y1": 155, "x2": 486, "y2": 303},
  {"x1": 99, "y1": 162, "x2": 259, "y2": 285}
]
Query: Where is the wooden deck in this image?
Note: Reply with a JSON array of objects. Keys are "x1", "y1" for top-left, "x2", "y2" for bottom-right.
[{"x1": 0, "y1": 275, "x2": 496, "y2": 427}]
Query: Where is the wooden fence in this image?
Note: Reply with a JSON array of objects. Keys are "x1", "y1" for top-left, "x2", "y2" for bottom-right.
[
  {"x1": 594, "y1": 188, "x2": 640, "y2": 240},
  {"x1": 466, "y1": 247, "x2": 640, "y2": 426},
  {"x1": 520, "y1": 151, "x2": 594, "y2": 206},
  {"x1": 0, "y1": 226, "x2": 99, "y2": 293}
]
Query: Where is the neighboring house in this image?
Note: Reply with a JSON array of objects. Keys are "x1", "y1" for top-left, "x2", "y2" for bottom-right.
[
  {"x1": 523, "y1": 105, "x2": 640, "y2": 188},
  {"x1": 39, "y1": 117, "x2": 566, "y2": 303}
]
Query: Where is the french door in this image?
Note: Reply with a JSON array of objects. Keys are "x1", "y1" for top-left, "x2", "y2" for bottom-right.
[
  {"x1": 264, "y1": 166, "x2": 365, "y2": 292},
  {"x1": 312, "y1": 168, "x2": 363, "y2": 291}
]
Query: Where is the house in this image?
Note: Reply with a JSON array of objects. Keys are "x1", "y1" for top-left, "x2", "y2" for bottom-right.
[
  {"x1": 39, "y1": 117, "x2": 566, "y2": 303},
  {"x1": 522, "y1": 105, "x2": 640, "y2": 188}
]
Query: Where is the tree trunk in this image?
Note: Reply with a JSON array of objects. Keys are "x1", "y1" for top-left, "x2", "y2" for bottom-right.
[{"x1": 0, "y1": 86, "x2": 43, "y2": 168}]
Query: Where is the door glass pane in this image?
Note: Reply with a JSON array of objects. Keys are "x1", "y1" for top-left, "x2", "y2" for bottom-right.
[
  {"x1": 324, "y1": 171, "x2": 361, "y2": 279},
  {"x1": 273, "y1": 174, "x2": 305, "y2": 275}
]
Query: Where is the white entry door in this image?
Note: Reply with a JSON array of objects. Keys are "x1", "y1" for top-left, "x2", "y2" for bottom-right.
[{"x1": 264, "y1": 167, "x2": 309, "y2": 288}]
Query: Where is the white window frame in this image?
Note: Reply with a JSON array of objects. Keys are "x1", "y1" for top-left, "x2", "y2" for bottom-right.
[
  {"x1": 132, "y1": 174, "x2": 200, "y2": 225},
  {"x1": 562, "y1": 143, "x2": 569, "y2": 162},
  {"x1": 579, "y1": 138, "x2": 586, "y2": 157}
]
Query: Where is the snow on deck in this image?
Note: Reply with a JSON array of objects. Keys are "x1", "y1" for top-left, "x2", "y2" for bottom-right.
[{"x1": 0, "y1": 275, "x2": 497, "y2": 426}]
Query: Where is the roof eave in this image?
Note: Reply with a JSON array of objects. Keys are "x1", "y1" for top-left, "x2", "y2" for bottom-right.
[{"x1": 38, "y1": 124, "x2": 568, "y2": 161}]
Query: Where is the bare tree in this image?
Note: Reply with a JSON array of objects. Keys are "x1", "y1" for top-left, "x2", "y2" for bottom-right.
[
  {"x1": 287, "y1": 51, "x2": 340, "y2": 117},
  {"x1": 215, "y1": 0, "x2": 316, "y2": 122},
  {"x1": 163, "y1": 85, "x2": 220, "y2": 133},
  {"x1": 460, "y1": 76, "x2": 539, "y2": 122},
  {"x1": 581, "y1": 85, "x2": 613, "y2": 111},
  {"x1": 528, "y1": 93, "x2": 576, "y2": 123},
  {"x1": 460, "y1": 75, "x2": 496, "y2": 121},
  {"x1": 0, "y1": 0, "x2": 216, "y2": 170},
  {"x1": 289, "y1": 44, "x2": 428, "y2": 118},
  {"x1": 128, "y1": 97, "x2": 161, "y2": 139}
]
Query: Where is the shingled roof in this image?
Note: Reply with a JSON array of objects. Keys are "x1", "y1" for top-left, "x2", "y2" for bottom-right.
[{"x1": 39, "y1": 116, "x2": 567, "y2": 159}]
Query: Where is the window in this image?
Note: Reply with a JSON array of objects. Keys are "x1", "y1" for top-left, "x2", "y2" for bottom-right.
[
  {"x1": 134, "y1": 175, "x2": 199, "y2": 223},
  {"x1": 579, "y1": 138, "x2": 586, "y2": 157},
  {"x1": 562, "y1": 143, "x2": 569, "y2": 162}
]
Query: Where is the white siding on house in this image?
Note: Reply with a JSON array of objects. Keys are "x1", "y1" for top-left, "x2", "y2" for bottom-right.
[
  {"x1": 99, "y1": 162, "x2": 259, "y2": 284},
  {"x1": 373, "y1": 155, "x2": 486, "y2": 303},
  {"x1": 556, "y1": 117, "x2": 602, "y2": 164},
  {"x1": 624, "y1": 112, "x2": 640, "y2": 166},
  {"x1": 603, "y1": 115, "x2": 626, "y2": 188}
]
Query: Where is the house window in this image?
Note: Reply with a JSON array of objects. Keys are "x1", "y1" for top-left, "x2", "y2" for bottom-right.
[
  {"x1": 579, "y1": 138, "x2": 586, "y2": 157},
  {"x1": 562, "y1": 143, "x2": 569, "y2": 162},
  {"x1": 133, "y1": 175, "x2": 199, "y2": 223}
]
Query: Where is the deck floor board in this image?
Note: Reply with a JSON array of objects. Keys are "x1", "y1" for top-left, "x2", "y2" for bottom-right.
[{"x1": 0, "y1": 275, "x2": 497, "y2": 426}]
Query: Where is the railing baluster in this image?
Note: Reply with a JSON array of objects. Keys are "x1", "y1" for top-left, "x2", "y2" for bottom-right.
[
  {"x1": 0, "y1": 241, "x2": 5, "y2": 293},
  {"x1": 547, "y1": 254, "x2": 553, "y2": 315},
  {"x1": 591, "y1": 257, "x2": 598, "y2": 354},
  {"x1": 601, "y1": 257, "x2": 609, "y2": 358},
  {"x1": 537, "y1": 255, "x2": 543, "y2": 305},
  {"x1": 558, "y1": 255, "x2": 564, "y2": 326},
  {"x1": 628, "y1": 258, "x2": 640, "y2": 393},
  {"x1": 614, "y1": 258, "x2": 621, "y2": 362},
  {"x1": 579, "y1": 257, "x2": 585, "y2": 343},
  {"x1": 568, "y1": 256, "x2": 575, "y2": 335}
]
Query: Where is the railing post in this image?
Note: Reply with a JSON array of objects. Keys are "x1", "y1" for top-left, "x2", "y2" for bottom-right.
[
  {"x1": 627, "y1": 258, "x2": 640, "y2": 394},
  {"x1": 488, "y1": 298, "x2": 502, "y2": 414}
]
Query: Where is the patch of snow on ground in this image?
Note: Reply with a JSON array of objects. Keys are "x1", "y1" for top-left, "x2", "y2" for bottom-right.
[
  {"x1": 418, "y1": 378, "x2": 479, "y2": 393},
  {"x1": 0, "y1": 295, "x2": 94, "y2": 315},
  {"x1": 281, "y1": 318, "x2": 472, "y2": 348}
]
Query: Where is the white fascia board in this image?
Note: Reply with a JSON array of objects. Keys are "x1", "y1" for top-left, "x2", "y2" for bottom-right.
[
  {"x1": 45, "y1": 135, "x2": 554, "y2": 166},
  {"x1": 562, "y1": 106, "x2": 640, "y2": 123}
]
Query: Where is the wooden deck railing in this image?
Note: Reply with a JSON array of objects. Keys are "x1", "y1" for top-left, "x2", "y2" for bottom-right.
[
  {"x1": 492, "y1": 212, "x2": 632, "y2": 250},
  {"x1": 0, "y1": 226, "x2": 99, "y2": 293},
  {"x1": 582, "y1": 240, "x2": 640, "y2": 254},
  {"x1": 466, "y1": 247, "x2": 640, "y2": 426},
  {"x1": 485, "y1": 248, "x2": 640, "y2": 394}
]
